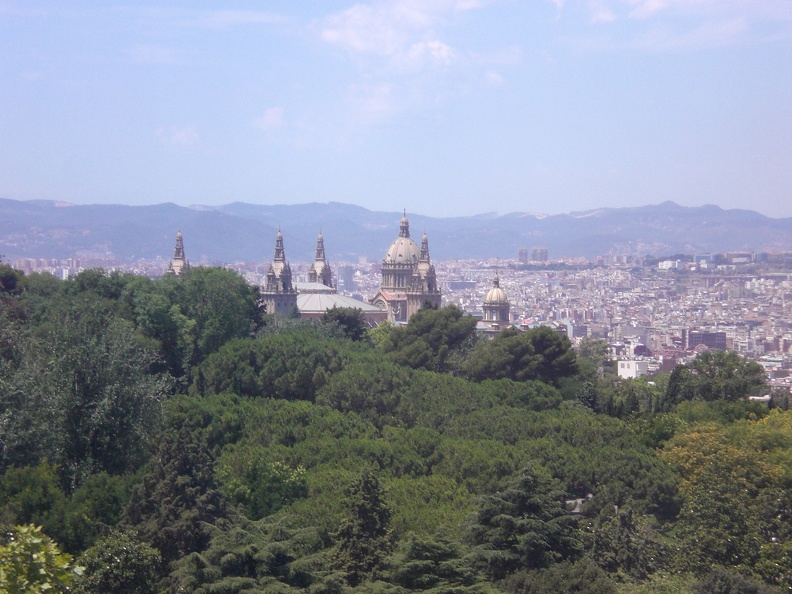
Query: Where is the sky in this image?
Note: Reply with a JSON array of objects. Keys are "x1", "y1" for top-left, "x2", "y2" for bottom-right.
[{"x1": 1, "y1": 1, "x2": 791, "y2": 219}]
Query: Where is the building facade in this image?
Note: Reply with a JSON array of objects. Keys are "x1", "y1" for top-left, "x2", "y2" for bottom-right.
[{"x1": 370, "y1": 212, "x2": 441, "y2": 323}]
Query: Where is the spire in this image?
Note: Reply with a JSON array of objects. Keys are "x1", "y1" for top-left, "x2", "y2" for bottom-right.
[
  {"x1": 168, "y1": 229, "x2": 189, "y2": 276},
  {"x1": 309, "y1": 230, "x2": 333, "y2": 287},
  {"x1": 173, "y1": 229, "x2": 185, "y2": 259},
  {"x1": 420, "y1": 231, "x2": 430, "y2": 263},
  {"x1": 273, "y1": 227, "x2": 285, "y2": 264},
  {"x1": 314, "y1": 230, "x2": 326, "y2": 262},
  {"x1": 493, "y1": 271, "x2": 500, "y2": 288},
  {"x1": 399, "y1": 209, "x2": 410, "y2": 238}
]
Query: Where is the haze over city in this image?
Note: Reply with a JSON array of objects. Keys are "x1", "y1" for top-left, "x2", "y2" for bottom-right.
[{"x1": 2, "y1": 1, "x2": 791, "y2": 218}]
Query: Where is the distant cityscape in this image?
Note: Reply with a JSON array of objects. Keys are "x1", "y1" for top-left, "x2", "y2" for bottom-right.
[{"x1": 9, "y1": 225, "x2": 792, "y2": 396}]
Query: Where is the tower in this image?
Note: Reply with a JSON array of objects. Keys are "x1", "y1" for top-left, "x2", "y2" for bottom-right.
[
  {"x1": 370, "y1": 211, "x2": 441, "y2": 322},
  {"x1": 167, "y1": 229, "x2": 189, "y2": 276},
  {"x1": 307, "y1": 231, "x2": 333, "y2": 288},
  {"x1": 261, "y1": 228, "x2": 298, "y2": 316}
]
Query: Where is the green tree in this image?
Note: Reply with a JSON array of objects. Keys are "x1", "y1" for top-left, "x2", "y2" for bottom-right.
[
  {"x1": 176, "y1": 267, "x2": 261, "y2": 366},
  {"x1": 333, "y1": 466, "x2": 394, "y2": 586},
  {"x1": 0, "y1": 462, "x2": 66, "y2": 533},
  {"x1": 0, "y1": 524, "x2": 81, "y2": 593},
  {"x1": 382, "y1": 305, "x2": 478, "y2": 372},
  {"x1": 663, "y1": 350, "x2": 766, "y2": 409},
  {"x1": 122, "y1": 427, "x2": 229, "y2": 571},
  {"x1": 48, "y1": 472, "x2": 131, "y2": 554},
  {"x1": 216, "y1": 446, "x2": 307, "y2": 520},
  {"x1": 0, "y1": 264, "x2": 23, "y2": 296},
  {"x1": 169, "y1": 516, "x2": 322, "y2": 592},
  {"x1": 590, "y1": 506, "x2": 665, "y2": 579},
  {"x1": 74, "y1": 530, "x2": 161, "y2": 594},
  {"x1": 388, "y1": 533, "x2": 481, "y2": 591},
  {"x1": 323, "y1": 306, "x2": 372, "y2": 343},
  {"x1": 192, "y1": 330, "x2": 353, "y2": 401},
  {"x1": 0, "y1": 296, "x2": 169, "y2": 488},
  {"x1": 695, "y1": 566, "x2": 780, "y2": 594},
  {"x1": 466, "y1": 327, "x2": 578, "y2": 387},
  {"x1": 502, "y1": 558, "x2": 617, "y2": 594},
  {"x1": 316, "y1": 358, "x2": 411, "y2": 427},
  {"x1": 468, "y1": 465, "x2": 582, "y2": 580}
]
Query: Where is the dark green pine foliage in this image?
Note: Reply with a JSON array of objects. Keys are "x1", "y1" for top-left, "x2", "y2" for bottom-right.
[
  {"x1": 322, "y1": 306, "x2": 372, "y2": 343},
  {"x1": 382, "y1": 305, "x2": 478, "y2": 372},
  {"x1": 466, "y1": 327, "x2": 578, "y2": 387},
  {"x1": 169, "y1": 516, "x2": 324, "y2": 593},
  {"x1": 122, "y1": 427, "x2": 228, "y2": 576},
  {"x1": 502, "y1": 558, "x2": 617, "y2": 594},
  {"x1": 590, "y1": 506, "x2": 665, "y2": 580},
  {"x1": 389, "y1": 533, "x2": 486, "y2": 592},
  {"x1": 468, "y1": 465, "x2": 582, "y2": 580},
  {"x1": 695, "y1": 567, "x2": 782, "y2": 594},
  {"x1": 333, "y1": 466, "x2": 394, "y2": 586}
]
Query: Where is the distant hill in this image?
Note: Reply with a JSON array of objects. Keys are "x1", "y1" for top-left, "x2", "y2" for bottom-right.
[{"x1": 1, "y1": 198, "x2": 790, "y2": 262}]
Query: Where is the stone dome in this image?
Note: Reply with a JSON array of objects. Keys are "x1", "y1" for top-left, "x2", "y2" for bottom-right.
[{"x1": 385, "y1": 236, "x2": 421, "y2": 264}]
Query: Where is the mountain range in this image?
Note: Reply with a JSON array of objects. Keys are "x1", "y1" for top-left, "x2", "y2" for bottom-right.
[{"x1": 1, "y1": 198, "x2": 791, "y2": 263}]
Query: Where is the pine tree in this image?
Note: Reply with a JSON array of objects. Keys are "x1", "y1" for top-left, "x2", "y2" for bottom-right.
[
  {"x1": 332, "y1": 466, "x2": 393, "y2": 586},
  {"x1": 468, "y1": 465, "x2": 582, "y2": 580}
]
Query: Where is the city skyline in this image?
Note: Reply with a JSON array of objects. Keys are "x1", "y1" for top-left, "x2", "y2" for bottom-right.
[{"x1": 2, "y1": 1, "x2": 791, "y2": 218}]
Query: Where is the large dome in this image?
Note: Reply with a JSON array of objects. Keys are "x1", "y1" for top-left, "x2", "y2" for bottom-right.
[
  {"x1": 384, "y1": 211, "x2": 421, "y2": 265},
  {"x1": 385, "y1": 236, "x2": 421, "y2": 264}
]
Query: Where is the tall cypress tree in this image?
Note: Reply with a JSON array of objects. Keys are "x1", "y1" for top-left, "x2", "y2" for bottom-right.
[{"x1": 332, "y1": 466, "x2": 393, "y2": 586}]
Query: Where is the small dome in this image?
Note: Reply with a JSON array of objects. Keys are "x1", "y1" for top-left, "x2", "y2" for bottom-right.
[
  {"x1": 484, "y1": 285, "x2": 508, "y2": 305},
  {"x1": 484, "y1": 274, "x2": 508, "y2": 304},
  {"x1": 385, "y1": 236, "x2": 421, "y2": 264}
]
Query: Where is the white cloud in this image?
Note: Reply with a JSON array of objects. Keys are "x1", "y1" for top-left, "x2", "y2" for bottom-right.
[
  {"x1": 557, "y1": 0, "x2": 792, "y2": 28},
  {"x1": 403, "y1": 39, "x2": 456, "y2": 67},
  {"x1": 556, "y1": 0, "x2": 791, "y2": 50},
  {"x1": 319, "y1": 0, "x2": 487, "y2": 61},
  {"x1": 627, "y1": 0, "x2": 667, "y2": 19},
  {"x1": 633, "y1": 16, "x2": 748, "y2": 50},
  {"x1": 158, "y1": 126, "x2": 201, "y2": 148},
  {"x1": 589, "y1": 3, "x2": 617, "y2": 23},
  {"x1": 254, "y1": 107, "x2": 285, "y2": 132}
]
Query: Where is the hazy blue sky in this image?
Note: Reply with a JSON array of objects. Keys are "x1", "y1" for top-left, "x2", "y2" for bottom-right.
[{"x1": 2, "y1": 1, "x2": 791, "y2": 218}]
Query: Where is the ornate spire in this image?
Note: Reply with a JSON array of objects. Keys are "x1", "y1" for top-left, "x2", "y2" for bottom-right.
[
  {"x1": 168, "y1": 229, "x2": 189, "y2": 276},
  {"x1": 314, "y1": 230, "x2": 326, "y2": 262},
  {"x1": 308, "y1": 230, "x2": 333, "y2": 287},
  {"x1": 420, "y1": 231, "x2": 430, "y2": 263},
  {"x1": 273, "y1": 227, "x2": 286, "y2": 264},
  {"x1": 173, "y1": 229, "x2": 185, "y2": 259},
  {"x1": 399, "y1": 209, "x2": 410, "y2": 238}
]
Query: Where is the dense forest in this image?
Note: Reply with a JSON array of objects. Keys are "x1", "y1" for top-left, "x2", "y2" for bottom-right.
[{"x1": 1, "y1": 264, "x2": 790, "y2": 593}]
